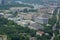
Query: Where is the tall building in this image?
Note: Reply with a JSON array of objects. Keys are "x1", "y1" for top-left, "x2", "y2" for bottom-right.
[
  {"x1": 0, "y1": 0, "x2": 10, "y2": 5},
  {"x1": 0, "y1": 0, "x2": 6, "y2": 4},
  {"x1": 0, "y1": 0, "x2": 2, "y2": 4},
  {"x1": 2, "y1": 0, "x2": 5, "y2": 4}
]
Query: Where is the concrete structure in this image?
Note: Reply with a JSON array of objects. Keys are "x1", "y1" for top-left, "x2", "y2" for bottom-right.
[
  {"x1": 16, "y1": 20, "x2": 35, "y2": 27},
  {"x1": 16, "y1": 21, "x2": 28, "y2": 27},
  {"x1": 37, "y1": 7, "x2": 55, "y2": 18},
  {"x1": 0, "y1": 13, "x2": 4, "y2": 17},
  {"x1": 29, "y1": 22, "x2": 44, "y2": 30},
  {"x1": 4, "y1": 10, "x2": 11, "y2": 13},
  {"x1": 4, "y1": 13, "x2": 14, "y2": 18},
  {"x1": 34, "y1": 17, "x2": 48, "y2": 24},
  {"x1": 10, "y1": 7, "x2": 31, "y2": 12},
  {"x1": 0, "y1": 0, "x2": 11, "y2": 5},
  {"x1": 21, "y1": 13, "x2": 33, "y2": 20},
  {"x1": 8, "y1": 17, "x2": 22, "y2": 22},
  {"x1": 0, "y1": 35, "x2": 7, "y2": 40},
  {"x1": 0, "y1": 0, "x2": 2, "y2": 4},
  {"x1": 17, "y1": 12, "x2": 37, "y2": 20},
  {"x1": 29, "y1": 37, "x2": 37, "y2": 40}
]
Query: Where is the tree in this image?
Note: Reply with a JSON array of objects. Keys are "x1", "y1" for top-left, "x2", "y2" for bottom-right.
[{"x1": 0, "y1": 17, "x2": 36, "y2": 40}]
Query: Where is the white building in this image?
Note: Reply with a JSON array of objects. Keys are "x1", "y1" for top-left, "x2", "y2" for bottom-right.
[
  {"x1": 0, "y1": 13, "x2": 4, "y2": 17},
  {"x1": 37, "y1": 7, "x2": 55, "y2": 18},
  {"x1": 16, "y1": 20, "x2": 30, "y2": 27},
  {"x1": 0, "y1": 35, "x2": 7, "y2": 40},
  {"x1": 29, "y1": 37, "x2": 37, "y2": 40},
  {"x1": 34, "y1": 17, "x2": 48, "y2": 24},
  {"x1": 29, "y1": 22, "x2": 44, "y2": 30},
  {"x1": 10, "y1": 7, "x2": 31, "y2": 12},
  {"x1": 0, "y1": 0, "x2": 2, "y2": 4},
  {"x1": 4, "y1": 13, "x2": 13, "y2": 18},
  {"x1": 16, "y1": 20, "x2": 37, "y2": 27}
]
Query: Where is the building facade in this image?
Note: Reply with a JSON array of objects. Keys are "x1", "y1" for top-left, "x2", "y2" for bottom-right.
[{"x1": 0, "y1": 0, "x2": 9, "y2": 5}]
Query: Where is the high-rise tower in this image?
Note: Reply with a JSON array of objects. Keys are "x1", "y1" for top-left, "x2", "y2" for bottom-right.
[
  {"x1": 0, "y1": 0, "x2": 2, "y2": 4},
  {"x1": 2, "y1": 0, "x2": 5, "y2": 4},
  {"x1": 0, "y1": 0, "x2": 10, "y2": 5}
]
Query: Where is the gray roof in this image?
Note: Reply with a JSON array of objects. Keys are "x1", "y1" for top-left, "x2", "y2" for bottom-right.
[{"x1": 30, "y1": 23, "x2": 44, "y2": 30}]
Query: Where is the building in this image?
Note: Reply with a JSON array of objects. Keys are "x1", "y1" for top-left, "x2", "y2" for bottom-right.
[
  {"x1": 16, "y1": 21, "x2": 28, "y2": 27},
  {"x1": 0, "y1": 35, "x2": 7, "y2": 40},
  {"x1": 29, "y1": 22, "x2": 44, "y2": 30},
  {"x1": 1, "y1": 0, "x2": 5, "y2": 4},
  {"x1": 0, "y1": 0, "x2": 10, "y2": 5},
  {"x1": 0, "y1": 13, "x2": 4, "y2": 17},
  {"x1": 34, "y1": 17, "x2": 48, "y2": 24},
  {"x1": 10, "y1": 7, "x2": 31, "y2": 12},
  {"x1": 36, "y1": 31, "x2": 44, "y2": 36},
  {"x1": 20, "y1": 13, "x2": 33, "y2": 20},
  {"x1": 0, "y1": 0, "x2": 2, "y2": 4},
  {"x1": 29, "y1": 37, "x2": 37, "y2": 40},
  {"x1": 4, "y1": 13, "x2": 14, "y2": 18},
  {"x1": 16, "y1": 20, "x2": 35, "y2": 27},
  {"x1": 37, "y1": 7, "x2": 55, "y2": 18}
]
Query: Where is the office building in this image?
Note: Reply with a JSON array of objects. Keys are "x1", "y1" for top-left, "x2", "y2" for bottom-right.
[{"x1": 0, "y1": 0, "x2": 10, "y2": 5}]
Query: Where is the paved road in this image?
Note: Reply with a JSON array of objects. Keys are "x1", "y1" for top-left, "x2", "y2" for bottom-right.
[
  {"x1": 52, "y1": 9, "x2": 59, "y2": 30},
  {"x1": 50, "y1": 8, "x2": 60, "y2": 40}
]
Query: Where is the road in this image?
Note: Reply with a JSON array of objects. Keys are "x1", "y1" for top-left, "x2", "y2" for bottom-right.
[{"x1": 50, "y1": 8, "x2": 60, "y2": 40}]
